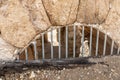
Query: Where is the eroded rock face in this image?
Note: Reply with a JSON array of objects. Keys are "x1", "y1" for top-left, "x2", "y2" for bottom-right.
[
  {"x1": 77, "y1": 0, "x2": 110, "y2": 24},
  {"x1": 21, "y1": 0, "x2": 51, "y2": 32},
  {"x1": 0, "y1": 0, "x2": 36, "y2": 48},
  {"x1": 101, "y1": 0, "x2": 120, "y2": 47},
  {"x1": 42, "y1": 0, "x2": 79, "y2": 25},
  {"x1": 0, "y1": 0, "x2": 120, "y2": 61},
  {"x1": 0, "y1": 36, "x2": 18, "y2": 61},
  {"x1": 0, "y1": 0, "x2": 51, "y2": 48}
]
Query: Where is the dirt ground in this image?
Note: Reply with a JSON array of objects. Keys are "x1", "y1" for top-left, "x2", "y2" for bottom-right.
[{"x1": 0, "y1": 55, "x2": 120, "y2": 80}]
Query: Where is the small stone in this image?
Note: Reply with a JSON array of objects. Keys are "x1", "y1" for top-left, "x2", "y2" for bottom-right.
[
  {"x1": 111, "y1": 69, "x2": 115, "y2": 72},
  {"x1": 20, "y1": 74, "x2": 24, "y2": 79},
  {"x1": 2, "y1": 62, "x2": 5, "y2": 65},
  {"x1": 22, "y1": 68, "x2": 28, "y2": 70},
  {"x1": 87, "y1": 72, "x2": 90, "y2": 75},
  {"x1": 63, "y1": 68, "x2": 66, "y2": 70},
  {"x1": 57, "y1": 76, "x2": 60, "y2": 80},
  {"x1": 37, "y1": 70, "x2": 40, "y2": 73},
  {"x1": 29, "y1": 71, "x2": 36, "y2": 79},
  {"x1": 99, "y1": 71, "x2": 102, "y2": 74}
]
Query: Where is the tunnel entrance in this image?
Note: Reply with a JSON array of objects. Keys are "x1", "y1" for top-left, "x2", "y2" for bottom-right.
[{"x1": 17, "y1": 23, "x2": 119, "y2": 65}]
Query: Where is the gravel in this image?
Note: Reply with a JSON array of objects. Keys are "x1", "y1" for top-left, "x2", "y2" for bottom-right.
[{"x1": 0, "y1": 55, "x2": 120, "y2": 80}]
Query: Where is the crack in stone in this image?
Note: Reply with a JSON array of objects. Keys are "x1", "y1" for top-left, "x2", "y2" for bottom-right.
[
  {"x1": 75, "y1": 0, "x2": 81, "y2": 23},
  {"x1": 102, "y1": 0, "x2": 113, "y2": 25},
  {"x1": 41, "y1": 0, "x2": 52, "y2": 26},
  {"x1": 66, "y1": 1, "x2": 73, "y2": 25}
]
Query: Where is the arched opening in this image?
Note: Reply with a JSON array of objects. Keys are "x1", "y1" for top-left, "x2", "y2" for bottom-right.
[{"x1": 19, "y1": 23, "x2": 119, "y2": 63}]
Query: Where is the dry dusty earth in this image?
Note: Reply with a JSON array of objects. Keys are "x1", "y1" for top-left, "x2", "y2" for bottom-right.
[{"x1": 0, "y1": 55, "x2": 120, "y2": 80}]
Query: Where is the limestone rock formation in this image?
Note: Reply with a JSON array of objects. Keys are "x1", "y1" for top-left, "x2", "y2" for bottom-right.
[
  {"x1": 0, "y1": 36, "x2": 18, "y2": 61},
  {"x1": 0, "y1": 0, "x2": 120, "y2": 61},
  {"x1": 21, "y1": 0, "x2": 51, "y2": 32},
  {"x1": 0, "y1": 0, "x2": 36, "y2": 48},
  {"x1": 77, "y1": 0, "x2": 110, "y2": 24},
  {"x1": 42, "y1": 0, "x2": 79, "y2": 25},
  {"x1": 101, "y1": 0, "x2": 120, "y2": 47},
  {"x1": 0, "y1": 0, "x2": 51, "y2": 48}
]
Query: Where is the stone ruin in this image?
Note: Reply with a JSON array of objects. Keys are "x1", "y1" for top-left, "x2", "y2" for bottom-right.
[{"x1": 0, "y1": 0, "x2": 120, "y2": 61}]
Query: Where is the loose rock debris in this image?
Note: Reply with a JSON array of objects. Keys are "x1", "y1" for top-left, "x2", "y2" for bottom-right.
[{"x1": 0, "y1": 55, "x2": 120, "y2": 80}]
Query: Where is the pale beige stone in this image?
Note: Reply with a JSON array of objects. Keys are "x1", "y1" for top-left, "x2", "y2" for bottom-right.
[
  {"x1": 101, "y1": 0, "x2": 120, "y2": 47},
  {"x1": 42, "y1": 0, "x2": 79, "y2": 25},
  {"x1": 0, "y1": 0, "x2": 51, "y2": 48},
  {"x1": 0, "y1": 36, "x2": 18, "y2": 61},
  {"x1": 0, "y1": 0, "x2": 36, "y2": 48},
  {"x1": 77, "y1": 0, "x2": 110, "y2": 24},
  {"x1": 21, "y1": 0, "x2": 51, "y2": 32}
]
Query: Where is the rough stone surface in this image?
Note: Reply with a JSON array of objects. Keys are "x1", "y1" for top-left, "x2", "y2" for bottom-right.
[
  {"x1": 0, "y1": 0, "x2": 36, "y2": 48},
  {"x1": 42, "y1": 0, "x2": 79, "y2": 25},
  {"x1": 0, "y1": 0, "x2": 120, "y2": 61},
  {"x1": 0, "y1": 36, "x2": 17, "y2": 62},
  {"x1": 101, "y1": 0, "x2": 120, "y2": 47},
  {"x1": 21, "y1": 0, "x2": 51, "y2": 32},
  {"x1": 1, "y1": 56, "x2": 120, "y2": 80},
  {"x1": 0, "y1": 0, "x2": 51, "y2": 48},
  {"x1": 77, "y1": 0, "x2": 110, "y2": 24}
]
